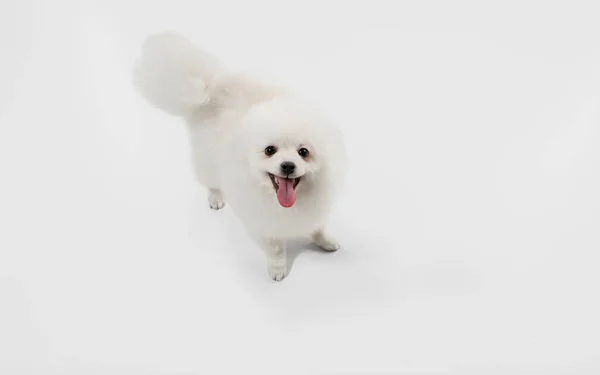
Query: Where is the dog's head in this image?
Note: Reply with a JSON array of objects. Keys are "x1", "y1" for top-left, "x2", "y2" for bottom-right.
[{"x1": 230, "y1": 97, "x2": 347, "y2": 209}]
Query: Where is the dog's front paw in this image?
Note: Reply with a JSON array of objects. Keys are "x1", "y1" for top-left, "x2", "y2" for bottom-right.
[
  {"x1": 209, "y1": 197, "x2": 225, "y2": 210},
  {"x1": 208, "y1": 189, "x2": 225, "y2": 210},
  {"x1": 313, "y1": 231, "x2": 340, "y2": 252},
  {"x1": 268, "y1": 265, "x2": 288, "y2": 282}
]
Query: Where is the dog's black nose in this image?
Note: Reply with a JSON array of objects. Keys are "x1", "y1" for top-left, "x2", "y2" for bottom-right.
[{"x1": 280, "y1": 162, "x2": 296, "y2": 175}]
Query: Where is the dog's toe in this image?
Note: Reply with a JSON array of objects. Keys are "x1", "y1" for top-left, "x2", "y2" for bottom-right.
[
  {"x1": 313, "y1": 232, "x2": 340, "y2": 252},
  {"x1": 209, "y1": 199, "x2": 225, "y2": 210},
  {"x1": 268, "y1": 266, "x2": 288, "y2": 282},
  {"x1": 319, "y1": 240, "x2": 340, "y2": 252},
  {"x1": 208, "y1": 189, "x2": 225, "y2": 210}
]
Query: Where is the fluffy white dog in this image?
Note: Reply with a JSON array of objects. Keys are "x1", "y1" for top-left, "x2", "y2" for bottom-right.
[{"x1": 133, "y1": 33, "x2": 347, "y2": 281}]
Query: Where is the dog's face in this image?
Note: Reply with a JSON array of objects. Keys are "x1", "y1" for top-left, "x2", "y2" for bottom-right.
[
  {"x1": 239, "y1": 98, "x2": 346, "y2": 209},
  {"x1": 253, "y1": 139, "x2": 320, "y2": 208}
]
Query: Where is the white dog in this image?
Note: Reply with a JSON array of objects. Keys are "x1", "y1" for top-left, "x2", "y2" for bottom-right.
[{"x1": 133, "y1": 33, "x2": 347, "y2": 281}]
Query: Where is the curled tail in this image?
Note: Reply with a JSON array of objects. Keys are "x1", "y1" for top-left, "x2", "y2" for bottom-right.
[{"x1": 132, "y1": 32, "x2": 228, "y2": 117}]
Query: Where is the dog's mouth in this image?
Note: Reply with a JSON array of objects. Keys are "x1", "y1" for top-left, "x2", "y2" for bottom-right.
[{"x1": 268, "y1": 173, "x2": 301, "y2": 208}]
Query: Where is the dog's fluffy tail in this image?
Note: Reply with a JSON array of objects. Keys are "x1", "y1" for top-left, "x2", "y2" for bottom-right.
[{"x1": 132, "y1": 32, "x2": 228, "y2": 117}]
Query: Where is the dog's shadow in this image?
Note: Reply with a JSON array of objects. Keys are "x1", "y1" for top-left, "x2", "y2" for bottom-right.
[
  {"x1": 262, "y1": 229, "x2": 479, "y2": 325},
  {"x1": 190, "y1": 193, "x2": 480, "y2": 326},
  {"x1": 285, "y1": 239, "x2": 331, "y2": 270}
]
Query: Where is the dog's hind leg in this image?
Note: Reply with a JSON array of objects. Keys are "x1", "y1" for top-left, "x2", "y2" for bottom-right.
[
  {"x1": 312, "y1": 229, "x2": 340, "y2": 252},
  {"x1": 208, "y1": 188, "x2": 225, "y2": 210}
]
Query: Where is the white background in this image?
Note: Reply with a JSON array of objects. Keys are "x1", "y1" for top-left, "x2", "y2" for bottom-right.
[{"x1": 1, "y1": 1, "x2": 599, "y2": 374}]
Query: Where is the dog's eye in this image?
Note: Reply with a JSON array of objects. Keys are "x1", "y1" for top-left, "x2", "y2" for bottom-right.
[
  {"x1": 264, "y1": 146, "x2": 278, "y2": 156},
  {"x1": 298, "y1": 148, "x2": 310, "y2": 158}
]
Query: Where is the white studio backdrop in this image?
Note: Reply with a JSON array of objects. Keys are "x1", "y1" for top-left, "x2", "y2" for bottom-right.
[{"x1": 1, "y1": 1, "x2": 599, "y2": 374}]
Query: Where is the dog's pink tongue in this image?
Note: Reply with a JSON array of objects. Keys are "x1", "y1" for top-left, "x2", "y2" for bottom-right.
[{"x1": 275, "y1": 176, "x2": 296, "y2": 208}]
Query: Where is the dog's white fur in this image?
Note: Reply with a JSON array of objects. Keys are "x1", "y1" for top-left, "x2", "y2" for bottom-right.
[{"x1": 133, "y1": 32, "x2": 347, "y2": 281}]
